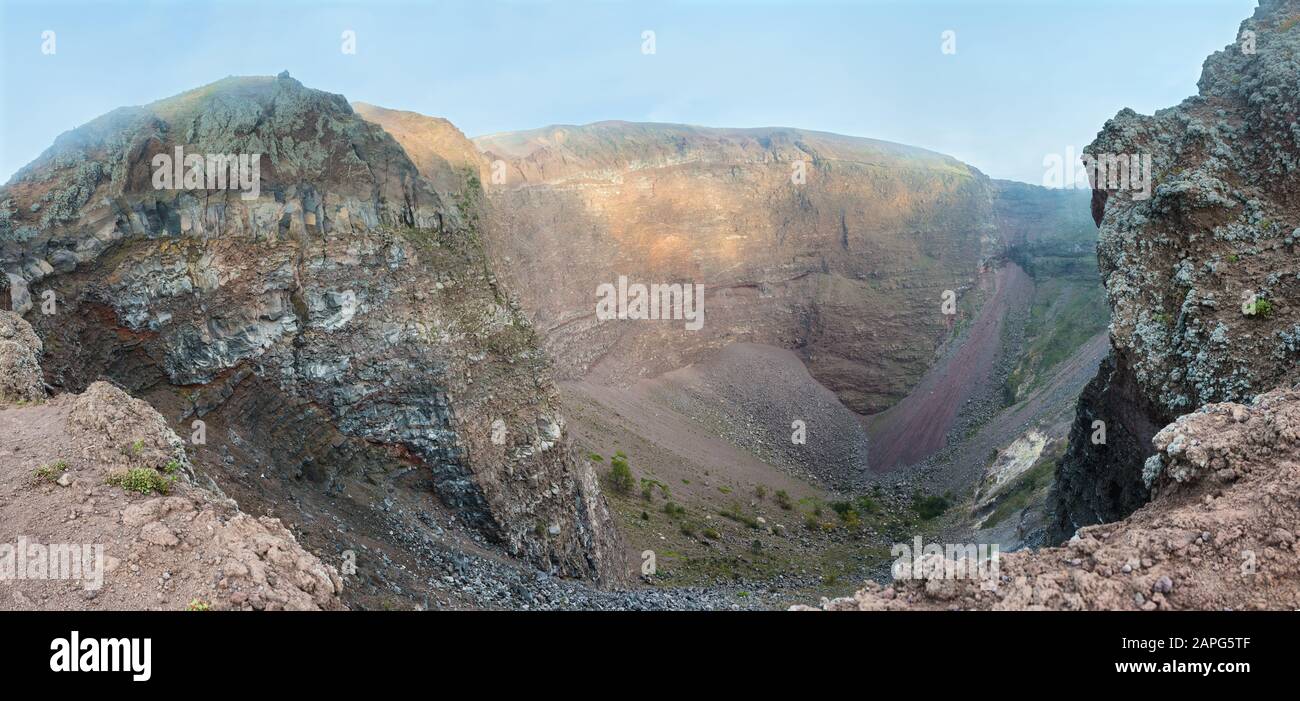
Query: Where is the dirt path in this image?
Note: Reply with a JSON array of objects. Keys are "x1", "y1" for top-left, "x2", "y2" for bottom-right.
[{"x1": 865, "y1": 262, "x2": 1033, "y2": 472}]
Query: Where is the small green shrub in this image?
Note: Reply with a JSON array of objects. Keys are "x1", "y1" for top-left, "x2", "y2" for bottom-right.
[
  {"x1": 608, "y1": 453, "x2": 634, "y2": 494},
  {"x1": 718, "y1": 506, "x2": 760, "y2": 529},
  {"x1": 774, "y1": 489, "x2": 793, "y2": 510},
  {"x1": 640, "y1": 478, "x2": 669, "y2": 501},
  {"x1": 107, "y1": 467, "x2": 171, "y2": 495},
  {"x1": 912, "y1": 493, "x2": 950, "y2": 520},
  {"x1": 33, "y1": 460, "x2": 69, "y2": 482}
]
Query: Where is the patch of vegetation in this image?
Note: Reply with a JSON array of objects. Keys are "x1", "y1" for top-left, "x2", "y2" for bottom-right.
[
  {"x1": 587, "y1": 452, "x2": 604, "y2": 462},
  {"x1": 185, "y1": 599, "x2": 212, "y2": 612},
  {"x1": 983, "y1": 456, "x2": 1057, "y2": 529},
  {"x1": 662, "y1": 501, "x2": 686, "y2": 518},
  {"x1": 1004, "y1": 274, "x2": 1108, "y2": 401},
  {"x1": 754, "y1": 485, "x2": 767, "y2": 500},
  {"x1": 638, "y1": 478, "x2": 668, "y2": 501},
  {"x1": 607, "y1": 452, "x2": 634, "y2": 494},
  {"x1": 717, "y1": 485, "x2": 732, "y2": 494},
  {"x1": 718, "y1": 505, "x2": 761, "y2": 530},
  {"x1": 911, "y1": 491, "x2": 950, "y2": 521},
  {"x1": 853, "y1": 494, "x2": 879, "y2": 515},
  {"x1": 107, "y1": 467, "x2": 172, "y2": 495},
  {"x1": 33, "y1": 460, "x2": 69, "y2": 483},
  {"x1": 774, "y1": 489, "x2": 793, "y2": 510},
  {"x1": 121, "y1": 439, "x2": 145, "y2": 458}
]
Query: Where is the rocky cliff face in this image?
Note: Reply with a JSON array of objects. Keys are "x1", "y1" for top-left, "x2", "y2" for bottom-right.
[
  {"x1": 473, "y1": 122, "x2": 997, "y2": 416},
  {"x1": 1051, "y1": 0, "x2": 1300, "y2": 541},
  {"x1": 351, "y1": 102, "x2": 488, "y2": 199},
  {"x1": 358, "y1": 112, "x2": 1093, "y2": 422},
  {"x1": 0, "y1": 73, "x2": 625, "y2": 584}
]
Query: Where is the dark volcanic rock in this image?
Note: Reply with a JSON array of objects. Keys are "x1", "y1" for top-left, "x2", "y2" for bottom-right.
[{"x1": 1049, "y1": 353, "x2": 1160, "y2": 540}]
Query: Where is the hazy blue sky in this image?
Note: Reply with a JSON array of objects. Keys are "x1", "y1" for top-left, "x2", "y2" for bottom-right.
[{"x1": 0, "y1": 0, "x2": 1258, "y2": 184}]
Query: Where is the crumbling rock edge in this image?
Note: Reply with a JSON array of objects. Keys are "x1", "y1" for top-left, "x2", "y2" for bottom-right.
[{"x1": 0, "y1": 311, "x2": 344, "y2": 610}]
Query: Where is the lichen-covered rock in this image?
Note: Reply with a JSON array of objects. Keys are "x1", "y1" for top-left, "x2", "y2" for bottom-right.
[
  {"x1": 1052, "y1": 0, "x2": 1300, "y2": 540},
  {"x1": 0, "y1": 310, "x2": 43, "y2": 403}
]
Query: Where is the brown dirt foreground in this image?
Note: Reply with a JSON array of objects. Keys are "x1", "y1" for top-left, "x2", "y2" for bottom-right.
[
  {"x1": 796, "y1": 385, "x2": 1300, "y2": 611},
  {"x1": 0, "y1": 311, "x2": 343, "y2": 610}
]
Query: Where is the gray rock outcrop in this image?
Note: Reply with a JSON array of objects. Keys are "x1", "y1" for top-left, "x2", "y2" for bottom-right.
[{"x1": 1051, "y1": 0, "x2": 1300, "y2": 540}]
